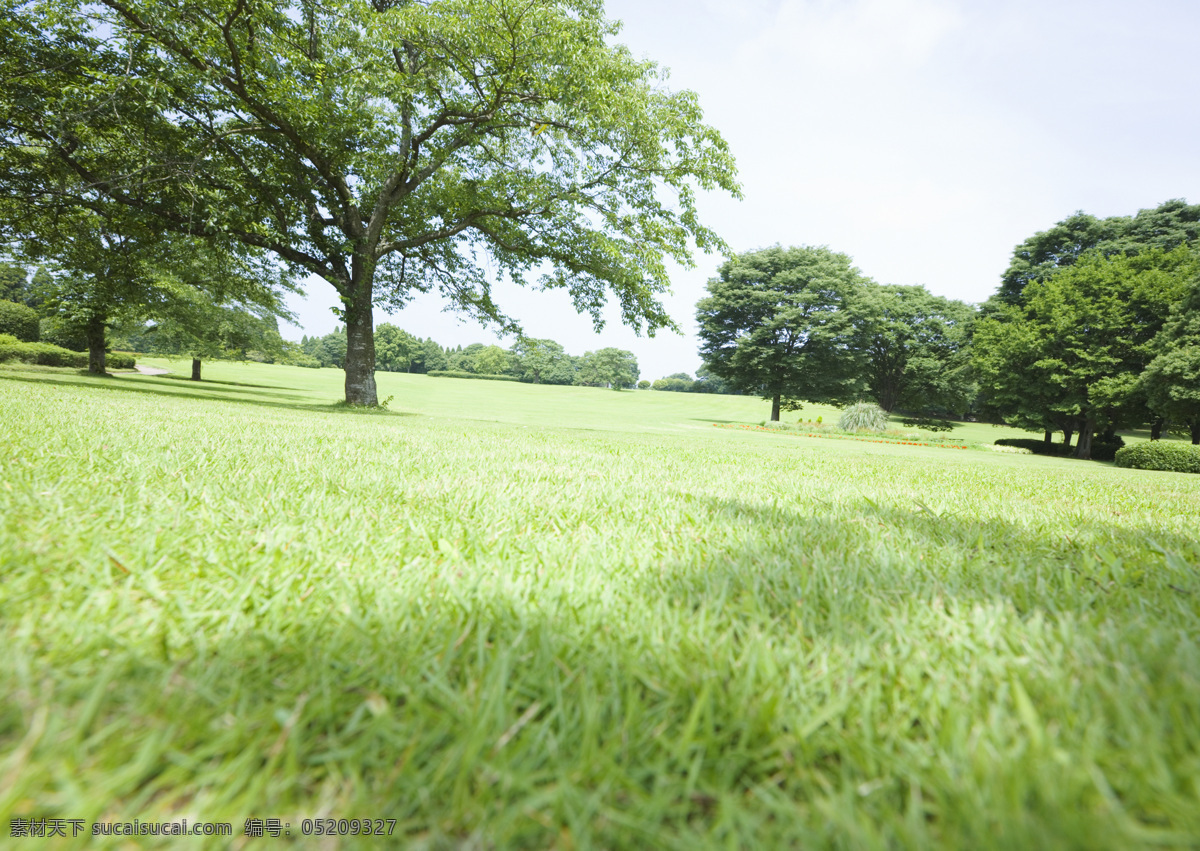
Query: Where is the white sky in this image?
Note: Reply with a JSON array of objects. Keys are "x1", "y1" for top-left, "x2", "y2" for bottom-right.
[{"x1": 284, "y1": 0, "x2": 1200, "y2": 380}]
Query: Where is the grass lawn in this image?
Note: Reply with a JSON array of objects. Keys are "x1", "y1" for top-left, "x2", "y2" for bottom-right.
[{"x1": 2, "y1": 360, "x2": 1199, "y2": 849}]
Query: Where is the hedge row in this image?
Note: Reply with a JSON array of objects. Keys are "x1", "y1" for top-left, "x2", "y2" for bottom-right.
[
  {"x1": 0, "y1": 335, "x2": 135, "y2": 369},
  {"x1": 1114, "y1": 442, "x2": 1200, "y2": 474},
  {"x1": 994, "y1": 438, "x2": 1073, "y2": 456},
  {"x1": 426, "y1": 370, "x2": 521, "y2": 382},
  {"x1": 993, "y1": 436, "x2": 1125, "y2": 461}
]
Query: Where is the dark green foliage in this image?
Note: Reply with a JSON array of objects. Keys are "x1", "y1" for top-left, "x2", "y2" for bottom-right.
[
  {"x1": 900, "y1": 416, "x2": 955, "y2": 432},
  {"x1": 698, "y1": 245, "x2": 869, "y2": 420},
  {"x1": 998, "y1": 201, "x2": 1200, "y2": 305},
  {"x1": 993, "y1": 439, "x2": 1073, "y2": 457},
  {"x1": 38, "y1": 317, "x2": 87, "y2": 351},
  {"x1": 0, "y1": 263, "x2": 29, "y2": 303},
  {"x1": 1114, "y1": 442, "x2": 1200, "y2": 473},
  {"x1": 375, "y1": 324, "x2": 420, "y2": 373},
  {"x1": 0, "y1": 337, "x2": 84, "y2": 367},
  {"x1": 1088, "y1": 436, "x2": 1126, "y2": 462},
  {"x1": 0, "y1": 300, "x2": 39, "y2": 341},
  {"x1": 851, "y1": 284, "x2": 976, "y2": 413},
  {"x1": 427, "y1": 370, "x2": 521, "y2": 382},
  {"x1": 0, "y1": 335, "x2": 135, "y2": 369}
]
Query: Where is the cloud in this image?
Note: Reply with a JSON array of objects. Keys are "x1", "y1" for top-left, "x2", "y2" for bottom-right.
[{"x1": 745, "y1": 0, "x2": 963, "y2": 74}]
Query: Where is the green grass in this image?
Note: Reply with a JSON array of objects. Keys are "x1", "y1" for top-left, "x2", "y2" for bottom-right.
[{"x1": 2, "y1": 360, "x2": 1199, "y2": 849}]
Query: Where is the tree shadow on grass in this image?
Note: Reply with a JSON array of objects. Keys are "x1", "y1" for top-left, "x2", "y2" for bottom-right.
[
  {"x1": 648, "y1": 495, "x2": 1200, "y2": 634},
  {"x1": 157, "y1": 374, "x2": 284, "y2": 390},
  {"x1": 0, "y1": 371, "x2": 419, "y2": 417}
]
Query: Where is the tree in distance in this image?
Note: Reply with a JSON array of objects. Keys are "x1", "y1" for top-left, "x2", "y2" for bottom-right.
[
  {"x1": 850, "y1": 283, "x2": 976, "y2": 414},
  {"x1": 5, "y1": 0, "x2": 740, "y2": 406},
  {"x1": 577, "y1": 348, "x2": 639, "y2": 390},
  {"x1": 697, "y1": 246, "x2": 868, "y2": 421},
  {"x1": 374, "y1": 324, "x2": 421, "y2": 373},
  {"x1": 147, "y1": 292, "x2": 290, "y2": 381},
  {"x1": 511, "y1": 338, "x2": 577, "y2": 385}
]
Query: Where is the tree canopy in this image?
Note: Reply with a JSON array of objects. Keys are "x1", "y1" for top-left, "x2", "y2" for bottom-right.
[
  {"x1": 3, "y1": 0, "x2": 739, "y2": 405},
  {"x1": 850, "y1": 284, "x2": 975, "y2": 414},
  {"x1": 697, "y1": 246, "x2": 867, "y2": 420},
  {"x1": 974, "y1": 247, "x2": 1197, "y2": 458}
]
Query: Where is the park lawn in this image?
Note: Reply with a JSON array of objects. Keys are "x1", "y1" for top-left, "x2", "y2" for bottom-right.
[{"x1": 1, "y1": 361, "x2": 1199, "y2": 850}]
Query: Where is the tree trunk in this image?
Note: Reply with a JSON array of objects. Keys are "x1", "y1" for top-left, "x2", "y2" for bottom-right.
[
  {"x1": 342, "y1": 262, "x2": 378, "y2": 406},
  {"x1": 1063, "y1": 426, "x2": 1074, "y2": 449},
  {"x1": 1190, "y1": 418, "x2": 1199, "y2": 445},
  {"x1": 1043, "y1": 429, "x2": 1052, "y2": 447},
  {"x1": 770, "y1": 393, "x2": 781, "y2": 422},
  {"x1": 1075, "y1": 416, "x2": 1096, "y2": 460},
  {"x1": 191, "y1": 358, "x2": 202, "y2": 381},
  {"x1": 1150, "y1": 416, "x2": 1164, "y2": 441},
  {"x1": 85, "y1": 314, "x2": 107, "y2": 375}
]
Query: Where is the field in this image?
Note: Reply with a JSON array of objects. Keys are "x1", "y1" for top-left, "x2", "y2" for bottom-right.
[{"x1": 2, "y1": 360, "x2": 1199, "y2": 849}]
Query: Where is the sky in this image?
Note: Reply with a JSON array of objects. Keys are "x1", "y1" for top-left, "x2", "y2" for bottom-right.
[{"x1": 282, "y1": 0, "x2": 1200, "y2": 380}]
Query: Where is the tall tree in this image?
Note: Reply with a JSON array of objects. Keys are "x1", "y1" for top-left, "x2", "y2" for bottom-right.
[
  {"x1": 697, "y1": 246, "x2": 867, "y2": 421},
  {"x1": 4, "y1": 0, "x2": 739, "y2": 406},
  {"x1": 850, "y1": 283, "x2": 975, "y2": 413},
  {"x1": 1141, "y1": 276, "x2": 1200, "y2": 444},
  {"x1": 974, "y1": 247, "x2": 1196, "y2": 458}
]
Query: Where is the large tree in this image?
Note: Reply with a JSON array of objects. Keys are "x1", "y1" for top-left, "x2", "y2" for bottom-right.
[
  {"x1": 3, "y1": 0, "x2": 739, "y2": 406},
  {"x1": 697, "y1": 246, "x2": 867, "y2": 421},
  {"x1": 1141, "y1": 276, "x2": 1200, "y2": 444},
  {"x1": 974, "y1": 247, "x2": 1196, "y2": 458},
  {"x1": 850, "y1": 283, "x2": 976, "y2": 414}
]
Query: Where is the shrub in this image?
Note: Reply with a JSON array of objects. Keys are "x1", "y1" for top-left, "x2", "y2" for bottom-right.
[
  {"x1": 838, "y1": 402, "x2": 888, "y2": 432},
  {"x1": 427, "y1": 370, "x2": 521, "y2": 382},
  {"x1": 0, "y1": 300, "x2": 39, "y2": 341},
  {"x1": 0, "y1": 339, "x2": 88, "y2": 367},
  {"x1": 637, "y1": 380, "x2": 650, "y2": 389},
  {"x1": 108, "y1": 352, "x2": 137, "y2": 370},
  {"x1": 1114, "y1": 442, "x2": 1200, "y2": 474}
]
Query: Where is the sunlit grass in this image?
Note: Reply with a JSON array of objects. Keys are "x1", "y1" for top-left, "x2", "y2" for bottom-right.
[{"x1": 2, "y1": 362, "x2": 1199, "y2": 849}]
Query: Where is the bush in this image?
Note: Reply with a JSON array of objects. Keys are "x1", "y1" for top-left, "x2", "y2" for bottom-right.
[
  {"x1": 108, "y1": 352, "x2": 137, "y2": 370},
  {"x1": 0, "y1": 339, "x2": 88, "y2": 367},
  {"x1": 838, "y1": 402, "x2": 888, "y2": 432},
  {"x1": 427, "y1": 370, "x2": 521, "y2": 382},
  {"x1": 1114, "y1": 442, "x2": 1200, "y2": 474},
  {"x1": 0, "y1": 300, "x2": 39, "y2": 342},
  {"x1": 637, "y1": 380, "x2": 650, "y2": 390}
]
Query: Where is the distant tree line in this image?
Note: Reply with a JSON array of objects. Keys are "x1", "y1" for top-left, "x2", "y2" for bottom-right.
[
  {"x1": 295, "y1": 327, "x2": 641, "y2": 390},
  {"x1": 696, "y1": 199, "x2": 1200, "y2": 458}
]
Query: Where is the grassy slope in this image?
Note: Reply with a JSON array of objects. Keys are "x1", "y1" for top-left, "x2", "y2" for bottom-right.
[{"x1": 2, "y1": 361, "x2": 1199, "y2": 849}]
